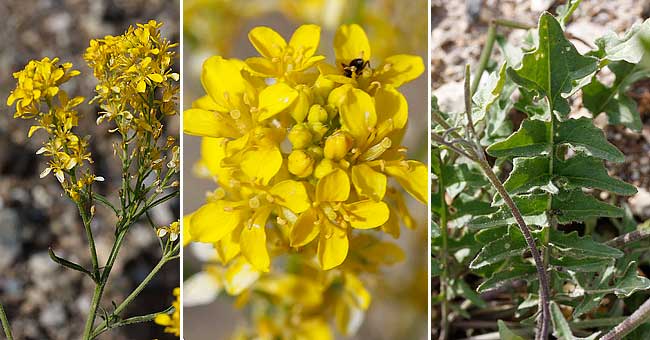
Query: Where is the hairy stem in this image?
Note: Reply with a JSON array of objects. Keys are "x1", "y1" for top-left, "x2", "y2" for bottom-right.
[
  {"x1": 436, "y1": 151, "x2": 450, "y2": 340},
  {"x1": 475, "y1": 159, "x2": 550, "y2": 340},
  {"x1": 601, "y1": 297, "x2": 650, "y2": 340},
  {"x1": 0, "y1": 303, "x2": 13, "y2": 340},
  {"x1": 606, "y1": 228, "x2": 650, "y2": 248}
]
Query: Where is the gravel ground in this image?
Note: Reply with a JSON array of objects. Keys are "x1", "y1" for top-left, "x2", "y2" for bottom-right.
[
  {"x1": 0, "y1": 1, "x2": 180, "y2": 339},
  {"x1": 431, "y1": 0, "x2": 650, "y2": 221}
]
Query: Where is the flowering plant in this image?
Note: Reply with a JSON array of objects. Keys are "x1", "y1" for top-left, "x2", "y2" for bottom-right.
[
  {"x1": 184, "y1": 22, "x2": 425, "y2": 338},
  {"x1": 2, "y1": 20, "x2": 180, "y2": 339}
]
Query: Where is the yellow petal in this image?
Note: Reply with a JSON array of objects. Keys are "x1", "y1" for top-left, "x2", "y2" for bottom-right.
[
  {"x1": 316, "y1": 168, "x2": 350, "y2": 203},
  {"x1": 374, "y1": 54, "x2": 424, "y2": 87},
  {"x1": 240, "y1": 206, "x2": 272, "y2": 272},
  {"x1": 257, "y1": 83, "x2": 298, "y2": 121},
  {"x1": 318, "y1": 226, "x2": 348, "y2": 270},
  {"x1": 346, "y1": 200, "x2": 389, "y2": 229},
  {"x1": 182, "y1": 214, "x2": 193, "y2": 246},
  {"x1": 244, "y1": 57, "x2": 278, "y2": 77},
  {"x1": 381, "y1": 208, "x2": 401, "y2": 238},
  {"x1": 385, "y1": 161, "x2": 428, "y2": 204},
  {"x1": 351, "y1": 164, "x2": 386, "y2": 200},
  {"x1": 201, "y1": 56, "x2": 249, "y2": 109},
  {"x1": 189, "y1": 202, "x2": 242, "y2": 243},
  {"x1": 334, "y1": 24, "x2": 371, "y2": 63},
  {"x1": 289, "y1": 24, "x2": 321, "y2": 59},
  {"x1": 215, "y1": 230, "x2": 241, "y2": 265},
  {"x1": 248, "y1": 26, "x2": 287, "y2": 58},
  {"x1": 344, "y1": 273, "x2": 371, "y2": 309},
  {"x1": 224, "y1": 257, "x2": 260, "y2": 295},
  {"x1": 147, "y1": 73, "x2": 164, "y2": 83},
  {"x1": 297, "y1": 318, "x2": 333, "y2": 340},
  {"x1": 374, "y1": 86, "x2": 408, "y2": 131},
  {"x1": 240, "y1": 145, "x2": 282, "y2": 185},
  {"x1": 200, "y1": 137, "x2": 227, "y2": 177},
  {"x1": 137, "y1": 80, "x2": 146, "y2": 93},
  {"x1": 338, "y1": 88, "x2": 376, "y2": 141},
  {"x1": 183, "y1": 108, "x2": 239, "y2": 139},
  {"x1": 270, "y1": 180, "x2": 311, "y2": 213},
  {"x1": 290, "y1": 87, "x2": 311, "y2": 123},
  {"x1": 290, "y1": 208, "x2": 320, "y2": 247}
]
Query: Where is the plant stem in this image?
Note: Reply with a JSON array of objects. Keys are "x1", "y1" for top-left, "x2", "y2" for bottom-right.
[
  {"x1": 91, "y1": 252, "x2": 173, "y2": 337},
  {"x1": 471, "y1": 21, "x2": 497, "y2": 94},
  {"x1": 601, "y1": 297, "x2": 650, "y2": 340},
  {"x1": 78, "y1": 201, "x2": 100, "y2": 280},
  {"x1": 82, "y1": 228, "x2": 129, "y2": 340},
  {"x1": 82, "y1": 282, "x2": 105, "y2": 339},
  {"x1": 475, "y1": 159, "x2": 550, "y2": 340},
  {"x1": 91, "y1": 306, "x2": 173, "y2": 338},
  {"x1": 0, "y1": 303, "x2": 13, "y2": 340},
  {"x1": 606, "y1": 229, "x2": 650, "y2": 248},
  {"x1": 436, "y1": 151, "x2": 450, "y2": 340}
]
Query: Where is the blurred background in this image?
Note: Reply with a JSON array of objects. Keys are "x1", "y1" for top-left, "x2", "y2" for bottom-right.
[
  {"x1": 182, "y1": 0, "x2": 428, "y2": 339},
  {"x1": 0, "y1": 1, "x2": 179, "y2": 339}
]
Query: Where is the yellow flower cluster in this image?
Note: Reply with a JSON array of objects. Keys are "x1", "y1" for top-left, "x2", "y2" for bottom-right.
[
  {"x1": 184, "y1": 23, "x2": 425, "y2": 338},
  {"x1": 84, "y1": 20, "x2": 180, "y2": 189},
  {"x1": 154, "y1": 287, "x2": 180, "y2": 336},
  {"x1": 85, "y1": 20, "x2": 179, "y2": 137},
  {"x1": 6, "y1": 57, "x2": 97, "y2": 200}
]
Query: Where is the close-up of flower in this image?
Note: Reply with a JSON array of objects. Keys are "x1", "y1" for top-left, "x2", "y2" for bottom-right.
[{"x1": 182, "y1": 1, "x2": 428, "y2": 338}]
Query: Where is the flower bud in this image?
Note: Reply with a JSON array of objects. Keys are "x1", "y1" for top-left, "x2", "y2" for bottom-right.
[
  {"x1": 324, "y1": 132, "x2": 352, "y2": 160},
  {"x1": 288, "y1": 150, "x2": 314, "y2": 178},
  {"x1": 307, "y1": 104, "x2": 329, "y2": 123},
  {"x1": 288, "y1": 124, "x2": 312, "y2": 149}
]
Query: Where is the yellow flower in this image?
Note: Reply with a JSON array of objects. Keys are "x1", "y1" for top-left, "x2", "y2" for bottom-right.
[
  {"x1": 154, "y1": 287, "x2": 180, "y2": 336},
  {"x1": 190, "y1": 180, "x2": 311, "y2": 272},
  {"x1": 245, "y1": 24, "x2": 325, "y2": 82},
  {"x1": 321, "y1": 24, "x2": 424, "y2": 92},
  {"x1": 290, "y1": 169, "x2": 389, "y2": 270}
]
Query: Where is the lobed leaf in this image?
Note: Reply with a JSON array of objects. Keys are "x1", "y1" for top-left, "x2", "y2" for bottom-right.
[
  {"x1": 470, "y1": 226, "x2": 528, "y2": 269},
  {"x1": 487, "y1": 119, "x2": 551, "y2": 158},
  {"x1": 551, "y1": 189, "x2": 624, "y2": 223},
  {"x1": 556, "y1": 117, "x2": 625, "y2": 163},
  {"x1": 469, "y1": 194, "x2": 549, "y2": 230},
  {"x1": 554, "y1": 154, "x2": 637, "y2": 195},
  {"x1": 548, "y1": 228, "x2": 624, "y2": 259}
]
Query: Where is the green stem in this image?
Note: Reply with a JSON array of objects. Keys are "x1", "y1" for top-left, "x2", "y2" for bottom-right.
[
  {"x1": 82, "y1": 228, "x2": 129, "y2": 340},
  {"x1": 471, "y1": 22, "x2": 497, "y2": 94},
  {"x1": 91, "y1": 252, "x2": 174, "y2": 337},
  {"x1": 0, "y1": 303, "x2": 13, "y2": 340},
  {"x1": 78, "y1": 201, "x2": 100, "y2": 280},
  {"x1": 92, "y1": 306, "x2": 174, "y2": 338},
  {"x1": 436, "y1": 152, "x2": 450, "y2": 340},
  {"x1": 82, "y1": 282, "x2": 105, "y2": 340}
]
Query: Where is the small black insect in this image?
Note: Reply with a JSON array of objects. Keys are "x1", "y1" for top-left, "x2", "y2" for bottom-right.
[{"x1": 342, "y1": 58, "x2": 370, "y2": 78}]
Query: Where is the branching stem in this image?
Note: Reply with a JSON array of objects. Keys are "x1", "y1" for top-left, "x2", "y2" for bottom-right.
[
  {"x1": 601, "y1": 297, "x2": 650, "y2": 340},
  {"x1": 0, "y1": 303, "x2": 13, "y2": 340}
]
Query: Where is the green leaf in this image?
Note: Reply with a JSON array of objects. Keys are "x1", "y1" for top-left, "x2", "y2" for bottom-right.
[
  {"x1": 478, "y1": 263, "x2": 537, "y2": 292},
  {"x1": 556, "y1": 0, "x2": 583, "y2": 25},
  {"x1": 451, "y1": 193, "x2": 498, "y2": 218},
  {"x1": 554, "y1": 154, "x2": 637, "y2": 195},
  {"x1": 475, "y1": 226, "x2": 509, "y2": 244},
  {"x1": 583, "y1": 61, "x2": 647, "y2": 131},
  {"x1": 503, "y1": 156, "x2": 555, "y2": 194},
  {"x1": 611, "y1": 261, "x2": 650, "y2": 297},
  {"x1": 498, "y1": 320, "x2": 526, "y2": 340},
  {"x1": 487, "y1": 119, "x2": 551, "y2": 158},
  {"x1": 550, "y1": 256, "x2": 614, "y2": 272},
  {"x1": 549, "y1": 228, "x2": 624, "y2": 259},
  {"x1": 469, "y1": 194, "x2": 549, "y2": 229},
  {"x1": 551, "y1": 302, "x2": 600, "y2": 340},
  {"x1": 551, "y1": 190, "x2": 624, "y2": 223},
  {"x1": 556, "y1": 117, "x2": 625, "y2": 163},
  {"x1": 595, "y1": 18, "x2": 650, "y2": 64},
  {"x1": 455, "y1": 279, "x2": 487, "y2": 308},
  {"x1": 473, "y1": 64, "x2": 507, "y2": 114},
  {"x1": 470, "y1": 226, "x2": 528, "y2": 269},
  {"x1": 508, "y1": 13, "x2": 598, "y2": 116}
]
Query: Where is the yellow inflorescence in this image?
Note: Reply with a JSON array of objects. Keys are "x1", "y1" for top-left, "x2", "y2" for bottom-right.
[
  {"x1": 184, "y1": 23, "x2": 425, "y2": 338},
  {"x1": 7, "y1": 57, "x2": 95, "y2": 199},
  {"x1": 155, "y1": 287, "x2": 180, "y2": 336}
]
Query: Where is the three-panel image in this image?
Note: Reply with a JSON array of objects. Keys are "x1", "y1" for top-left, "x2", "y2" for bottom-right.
[{"x1": 1, "y1": 1, "x2": 649, "y2": 339}]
